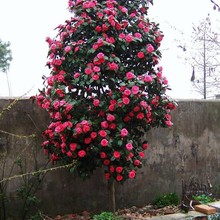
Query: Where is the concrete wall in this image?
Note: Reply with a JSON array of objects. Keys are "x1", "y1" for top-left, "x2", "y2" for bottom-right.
[{"x1": 0, "y1": 98, "x2": 220, "y2": 218}]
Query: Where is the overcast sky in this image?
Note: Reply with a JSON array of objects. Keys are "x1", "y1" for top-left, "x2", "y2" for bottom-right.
[{"x1": 0, "y1": 0, "x2": 219, "y2": 99}]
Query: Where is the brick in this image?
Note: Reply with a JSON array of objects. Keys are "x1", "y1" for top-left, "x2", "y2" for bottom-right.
[{"x1": 194, "y1": 204, "x2": 216, "y2": 215}]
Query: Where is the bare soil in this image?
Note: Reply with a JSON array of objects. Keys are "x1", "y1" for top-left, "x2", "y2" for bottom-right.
[{"x1": 41, "y1": 204, "x2": 183, "y2": 220}]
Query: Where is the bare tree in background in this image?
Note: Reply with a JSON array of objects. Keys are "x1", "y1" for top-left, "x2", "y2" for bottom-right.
[
  {"x1": 190, "y1": 16, "x2": 220, "y2": 99},
  {"x1": 177, "y1": 16, "x2": 220, "y2": 99},
  {"x1": 211, "y1": 0, "x2": 220, "y2": 11}
]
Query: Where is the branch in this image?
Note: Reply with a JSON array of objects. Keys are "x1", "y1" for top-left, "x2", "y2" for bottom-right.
[{"x1": 211, "y1": 0, "x2": 220, "y2": 11}]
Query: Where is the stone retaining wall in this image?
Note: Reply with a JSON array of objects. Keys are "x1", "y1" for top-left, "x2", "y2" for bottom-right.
[{"x1": 0, "y1": 98, "x2": 220, "y2": 218}]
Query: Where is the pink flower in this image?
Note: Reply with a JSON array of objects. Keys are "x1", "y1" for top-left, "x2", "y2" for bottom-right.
[
  {"x1": 134, "y1": 33, "x2": 142, "y2": 39},
  {"x1": 93, "y1": 99, "x2": 100, "y2": 106},
  {"x1": 75, "y1": 127, "x2": 82, "y2": 134},
  {"x1": 108, "y1": 62, "x2": 118, "y2": 71},
  {"x1": 122, "y1": 97, "x2": 130, "y2": 105},
  {"x1": 83, "y1": 124, "x2": 90, "y2": 132},
  {"x1": 109, "y1": 104, "x2": 115, "y2": 111},
  {"x1": 163, "y1": 77, "x2": 169, "y2": 85},
  {"x1": 166, "y1": 120, "x2": 173, "y2": 127},
  {"x1": 113, "y1": 151, "x2": 121, "y2": 159},
  {"x1": 119, "y1": 6, "x2": 128, "y2": 13},
  {"x1": 92, "y1": 74, "x2": 100, "y2": 80},
  {"x1": 116, "y1": 174, "x2": 123, "y2": 182},
  {"x1": 70, "y1": 143, "x2": 77, "y2": 151},
  {"x1": 85, "y1": 68, "x2": 93, "y2": 75},
  {"x1": 101, "y1": 139, "x2": 108, "y2": 147},
  {"x1": 78, "y1": 150, "x2": 86, "y2": 158},
  {"x1": 104, "y1": 159, "x2": 110, "y2": 166},
  {"x1": 140, "y1": 101, "x2": 147, "y2": 108},
  {"x1": 126, "y1": 143, "x2": 133, "y2": 151},
  {"x1": 105, "y1": 173, "x2": 110, "y2": 180},
  {"x1": 97, "y1": 11, "x2": 104, "y2": 19},
  {"x1": 101, "y1": 121, "x2": 109, "y2": 129},
  {"x1": 84, "y1": 137, "x2": 92, "y2": 144},
  {"x1": 99, "y1": 130, "x2": 107, "y2": 137},
  {"x1": 109, "y1": 123, "x2": 116, "y2": 130},
  {"x1": 121, "y1": 128, "x2": 128, "y2": 137},
  {"x1": 90, "y1": 132, "x2": 97, "y2": 139},
  {"x1": 93, "y1": 66, "x2": 100, "y2": 72},
  {"x1": 131, "y1": 86, "x2": 139, "y2": 94},
  {"x1": 119, "y1": 33, "x2": 125, "y2": 39},
  {"x1": 129, "y1": 170, "x2": 136, "y2": 179},
  {"x1": 55, "y1": 124, "x2": 65, "y2": 133},
  {"x1": 124, "y1": 89, "x2": 131, "y2": 96},
  {"x1": 136, "y1": 113, "x2": 144, "y2": 119},
  {"x1": 97, "y1": 52, "x2": 105, "y2": 59},
  {"x1": 95, "y1": 26, "x2": 102, "y2": 32},
  {"x1": 74, "y1": 72, "x2": 80, "y2": 78},
  {"x1": 142, "y1": 143, "x2": 149, "y2": 150},
  {"x1": 146, "y1": 44, "x2": 154, "y2": 53},
  {"x1": 110, "y1": 166, "x2": 114, "y2": 173},
  {"x1": 139, "y1": 152, "x2": 145, "y2": 158},
  {"x1": 107, "y1": 114, "x2": 115, "y2": 122},
  {"x1": 64, "y1": 46, "x2": 72, "y2": 53},
  {"x1": 144, "y1": 75, "x2": 153, "y2": 83},
  {"x1": 125, "y1": 35, "x2": 133, "y2": 43},
  {"x1": 67, "y1": 151, "x2": 72, "y2": 157},
  {"x1": 116, "y1": 166, "x2": 123, "y2": 173},
  {"x1": 126, "y1": 71, "x2": 134, "y2": 80},
  {"x1": 137, "y1": 51, "x2": 144, "y2": 59},
  {"x1": 100, "y1": 152, "x2": 107, "y2": 159},
  {"x1": 134, "y1": 159, "x2": 141, "y2": 166}
]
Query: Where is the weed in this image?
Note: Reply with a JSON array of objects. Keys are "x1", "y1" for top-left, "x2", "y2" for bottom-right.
[
  {"x1": 93, "y1": 211, "x2": 122, "y2": 220},
  {"x1": 153, "y1": 192, "x2": 179, "y2": 208}
]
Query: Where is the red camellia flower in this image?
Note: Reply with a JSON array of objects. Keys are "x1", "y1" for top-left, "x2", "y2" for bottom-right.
[
  {"x1": 146, "y1": 44, "x2": 154, "y2": 53},
  {"x1": 70, "y1": 143, "x2": 77, "y2": 151},
  {"x1": 126, "y1": 143, "x2": 133, "y2": 151},
  {"x1": 125, "y1": 35, "x2": 133, "y2": 43},
  {"x1": 121, "y1": 128, "x2": 128, "y2": 137},
  {"x1": 134, "y1": 159, "x2": 141, "y2": 166},
  {"x1": 100, "y1": 139, "x2": 108, "y2": 147},
  {"x1": 129, "y1": 170, "x2": 136, "y2": 179},
  {"x1": 99, "y1": 130, "x2": 107, "y2": 137},
  {"x1": 93, "y1": 99, "x2": 100, "y2": 106},
  {"x1": 137, "y1": 51, "x2": 145, "y2": 59},
  {"x1": 107, "y1": 114, "x2": 115, "y2": 122},
  {"x1": 113, "y1": 151, "x2": 121, "y2": 159},
  {"x1": 116, "y1": 174, "x2": 123, "y2": 182},
  {"x1": 126, "y1": 71, "x2": 134, "y2": 80},
  {"x1": 78, "y1": 150, "x2": 86, "y2": 158},
  {"x1": 122, "y1": 97, "x2": 130, "y2": 105},
  {"x1": 116, "y1": 166, "x2": 123, "y2": 173},
  {"x1": 100, "y1": 152, "x2": 107, "y2": 159}
]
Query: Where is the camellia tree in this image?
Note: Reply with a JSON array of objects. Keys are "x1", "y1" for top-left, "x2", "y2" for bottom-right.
[{"x1": 35, "y1": 0, "x2": 176, "y2": 211}]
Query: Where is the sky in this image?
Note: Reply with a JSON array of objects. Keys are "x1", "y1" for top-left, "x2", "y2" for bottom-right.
[{"x1": 0, "y1": 0, "x2": 219, "y2": 99}]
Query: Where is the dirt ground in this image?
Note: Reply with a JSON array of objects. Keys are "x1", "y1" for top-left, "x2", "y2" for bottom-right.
[{"x1": 42, "y1": 204, "x2": 183, "y2": 220}]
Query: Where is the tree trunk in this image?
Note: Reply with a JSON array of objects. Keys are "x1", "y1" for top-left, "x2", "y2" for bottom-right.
[{"x1": 108, "y1": 179, "x2": 115, "y2": 213}]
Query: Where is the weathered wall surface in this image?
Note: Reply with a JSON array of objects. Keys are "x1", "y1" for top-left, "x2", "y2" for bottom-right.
[{"x1": 0, "y1": 98, "x2": 220, "y2": 218}]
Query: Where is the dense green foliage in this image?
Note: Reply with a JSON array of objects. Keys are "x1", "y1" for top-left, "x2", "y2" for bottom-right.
[
  {"x1": 0, "y1": 39, "x2": 12, "y2": 73},
  {"x1": 153, "y1": 193, "x2": 179, "y2": 208}
]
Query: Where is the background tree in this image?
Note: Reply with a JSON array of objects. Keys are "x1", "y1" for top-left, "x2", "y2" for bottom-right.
[
  {"x1": 0, "y1": 39, "x2": 12, "y2": 96},
  {"x1": 211, "y1": 0, "x2": 220, "y2": 11},
  {"x1": 36, "y1": 0, "x2": 176, "y2": 212},
  {"x1": 177, "y1": 16, "x2": 220, "y2": 99}
]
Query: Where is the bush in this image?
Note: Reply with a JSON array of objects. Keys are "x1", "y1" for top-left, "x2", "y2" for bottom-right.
[
  {"x1": 192, "y1": 194, "x2": 214, "y2": 204},
  {"x1": 93, "y1": 211, "x2": 122, "y2": 220},
  {"x1": 153, "y1": 192, "x2": 179, "y2": 208}
]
